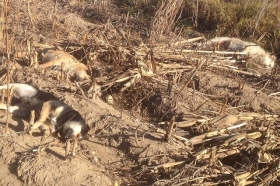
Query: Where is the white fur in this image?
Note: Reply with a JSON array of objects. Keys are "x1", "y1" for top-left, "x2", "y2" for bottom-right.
[
  {"x1": 48, "y1": 105, "x2": 71, "y2": 123},
  {"x1": 244, "y1": 46, "x2": 275, "y2": 68},
  {"x1": 0, "y1": 83, "x2": 38, "y2": 98},
  {"x1": 206, "y1": 37, "x2": 276, "y2": 69},
  {"x1": 64, "y1": 121, "x2": 82, "y2": 136}
]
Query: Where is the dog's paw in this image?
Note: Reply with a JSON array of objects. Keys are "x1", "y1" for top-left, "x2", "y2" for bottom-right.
[
  {"x1": 64, "y1": 154, "x2": 76, "y2": 161},
  {"x1": 28, "y1": 129, "x2": 34, "y2": 136}
]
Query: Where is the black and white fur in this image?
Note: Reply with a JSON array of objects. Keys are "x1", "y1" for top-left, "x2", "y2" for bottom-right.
[
  {"x1": 0, "y1": 83, "x2": 59, "y2": 121},
  {"x1": 30, "y1": 100, "x2": 90, "y2": 157},
  {"x1": 0, "y1": 83, "x2": 90, "y2": 158}
]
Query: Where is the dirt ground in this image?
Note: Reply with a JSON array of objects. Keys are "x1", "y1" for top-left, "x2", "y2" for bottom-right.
[
  {"x1": 0, "y1": 67, "x2": 186, "y2": 186},
  {"x1": 0, "y1": 1, "x2": 280, "y2": 185},
  {"x1": 0, "y1": 64, "x2": 277, "y2": 185}
]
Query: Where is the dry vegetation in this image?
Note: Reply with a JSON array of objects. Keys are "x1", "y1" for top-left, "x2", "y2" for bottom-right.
[
  {"x1": 182, "y1": 0, "x2": 280, "y2": 55},
  {"x1": 0, "y1": 0, "x2": 280, "y2": 185}
]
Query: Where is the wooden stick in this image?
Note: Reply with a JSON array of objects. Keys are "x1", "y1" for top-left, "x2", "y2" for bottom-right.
[
  {"x1": 269, "y1": 91, "x2": 280, "y2": 96},
  {"x1": 174, "y1": 60, "x2": 205, "y2": 100},
  {"x1": 170, "y1": 36, "x2": 205, "y2": 46},
  {"x1": 165, "y1": 116, "x2": 175, "y2": 141},
  {"x1": 159, "y1": 60, "x2": 206, "y2": 121},
  {"x1": 65, "y1": 71, "x2": 69, "y2": 81},
  {"x1": 1, "y1": 89, "x2": 5, "y2": 103},
  {"x1": 114, "y1": 181, "x2": 119, "y2": 186},
  {"x1": 27, "y1": 40, "x2": 31, "y2": 53},
  {"x1": 209, "y1": 65, "x2": 261, "y2": 77},
  {"x1": 156, "y1": 128, "x2": 189, "y2": 143},
  {"x1": 219, "y1": 97, "x2": 228, "y2": 114},
  {"x1": 256, "y1": 80, "x2": 270, "y2": 94},
  {"x1": 4, "y1": 0, "x2": 10, "y2": 131},
  {"x1": 8, "y1": 85, "x2": 14, "y2": 104},
  {"x1": 33, "y1": 51, "x2": 38, "y2": 66},
  {"x1": 61, "y1": 63, "x2": 64, "y2": 81},
  {"x1": 158, "y1": 49, "x2": 248, "y2": 55},
  {"x1": 75, "y1": 82, "x2": 85, "y2": 97}
]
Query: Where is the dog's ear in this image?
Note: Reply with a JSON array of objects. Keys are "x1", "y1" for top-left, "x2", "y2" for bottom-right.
[
  {"x1": 83, "y1": 123, "x2": 91, "y2": 134},
  {"x1": 86, "y1": 123, "x2": 91, "y2": 132},
  {"x1": 81, "y1": 123, "x2": 91, "y2": 140}
]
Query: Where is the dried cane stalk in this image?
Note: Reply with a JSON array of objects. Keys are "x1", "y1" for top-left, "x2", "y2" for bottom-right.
[
  {"x1": 165, "y1": 116, "x2": 175, "y2": 142},
  {"x1": 4, "y1": 0, "x2": 10, "y2": 130}
]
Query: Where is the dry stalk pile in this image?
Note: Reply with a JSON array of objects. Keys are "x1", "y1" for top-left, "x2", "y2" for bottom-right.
[
  {"x1": 40, "y1": 33, "x2": 278, "y2": 185},
  {"x1": 150, "y1": 0, "x2": 184, "y2": 41}
]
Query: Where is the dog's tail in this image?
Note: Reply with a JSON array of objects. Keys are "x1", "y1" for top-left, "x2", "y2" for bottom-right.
[{"x1": 0, "y1": 83, "x2": 39, "y2": 99}]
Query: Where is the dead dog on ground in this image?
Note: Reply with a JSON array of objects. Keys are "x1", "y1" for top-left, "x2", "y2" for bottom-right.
[
  {"x1": 29, "y1": 100, "x2": 90, "y2": 158},
  {"x1": 0, "y1": 83, "x2": 90, "y2": 158}
]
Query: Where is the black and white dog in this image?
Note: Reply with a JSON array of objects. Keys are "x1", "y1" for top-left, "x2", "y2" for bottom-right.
[
  {"x1": 30, "y1": 100, "x2": 90, "y2": 157},
  {"x1": 0, "y1": 83, "x2": 58, "y2": 121},
  {"x1": 0, "y1": 83, "x2": 90, "y2": 158}
]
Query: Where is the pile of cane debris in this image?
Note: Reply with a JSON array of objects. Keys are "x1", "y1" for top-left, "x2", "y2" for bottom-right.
[
  {"x1": 2, "y1": 1, "x2": 280, "y2": 185},
  {"x1": 9, "y1": 32, "x2": 279, "y2": 185}
]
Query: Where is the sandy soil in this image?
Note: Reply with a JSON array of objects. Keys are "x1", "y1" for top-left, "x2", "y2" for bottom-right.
[
  {"x1": 0, "y1": 1, "x2": 279, "y2": 185},
  {"x1": 0, "y1": 64, "x2": 277, "y2": 185}
]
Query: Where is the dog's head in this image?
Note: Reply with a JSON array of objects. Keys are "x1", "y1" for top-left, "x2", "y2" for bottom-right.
[
  {"x1": 62, "y1": 120, "x2": 90, "y2": 140},
  {"x1": 75, "y1": 71, "x2": 91, "y2": 81}
]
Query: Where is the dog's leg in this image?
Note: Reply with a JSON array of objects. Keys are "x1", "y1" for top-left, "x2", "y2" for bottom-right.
[
  {"x1": 65, "y1": 139, "x2": 71, "y2": 158},
  {"x1": 0, "y1": 86, "x2": 14, "y2": 118},
  {"x1": 29, "y1": 101, "x2": 53, "y2": 135},
  {"x1": 40, "y1": 120, "x2": 55, "y2": 140},
  {"x1": 29, "y1": 110, "x2": 35, "y2": 125},
  {"x1": 61, "y1": 62, "x2": 65, "y2": 81},
  {"x1": 65, "y1": 71, "x2": 69, "y2": 81},
  {"x1": 0, "y1": 103, "x2": 20, "y2": 113},
  {"x1": 28, "y1": 110, "x2": 35, "y2": 133},
  {"x1": 56, "y1": 72, "x2": 60, "y2": 80},
  {"x1": 71, "y1": 137, "x2": 78, "y2": 157},
  {"x1": 39, "y1": 124, "x2": 51, "y2": 141},
  {"x1": 56, "y1": 70, "x2": 66, "y2": 81},
  {"x1": 0, "y1": 87, "x2": 28, "y2": 117}
]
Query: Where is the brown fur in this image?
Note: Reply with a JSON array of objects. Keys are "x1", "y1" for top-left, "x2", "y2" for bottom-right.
[
  {"x1": 39, "y1": 49, "x2": 90, "y2": 81},
  {"x1": 0, "y1": 83, "x2": 89, "y2": 158},
  {"x1": 29, "y1": 100, "x2": 89, "y2": 158}
]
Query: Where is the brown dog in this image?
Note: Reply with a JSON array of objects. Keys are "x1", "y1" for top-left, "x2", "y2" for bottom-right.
[
  {"x1": 29, "y1": 100, "x2": 90, "y2": 157},
  {"x1": 39, "y1": 49, "x2": 90, "y2": 81}
]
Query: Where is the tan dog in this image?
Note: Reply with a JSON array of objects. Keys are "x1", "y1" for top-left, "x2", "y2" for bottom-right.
[{"x1": 39, "y1": 49, "x2": 90, "y2": 81}]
